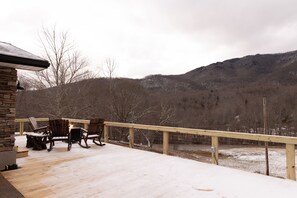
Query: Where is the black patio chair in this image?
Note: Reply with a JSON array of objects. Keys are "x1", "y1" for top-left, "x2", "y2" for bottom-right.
[
  {"x1": 79, "y1": 118, "x2": 105, "y2": 148},
  {"x1": 26, "y1": 117, "x2": 49, "y2": 150},
  {"x1": 48, "y1": 119, "x2": 71, "y2": 151}
]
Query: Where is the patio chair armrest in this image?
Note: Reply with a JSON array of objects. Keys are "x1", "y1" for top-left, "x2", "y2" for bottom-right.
[
  {"x1": 34, "y1": 126, "x2": 48, "y2": 131},
  {"x1": 81, "y1": 128, "x2": 88, "y2": 133}
]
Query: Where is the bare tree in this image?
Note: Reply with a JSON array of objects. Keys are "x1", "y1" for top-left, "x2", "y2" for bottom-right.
[
  {"x1": 158, "y1": 103, "x2": 176, "y2": 125},
  {"x1": 102, "y1": 58, "x2": 117, "y2": 80},
  {"x1": 141, "y1": 102, "x2": 176, "y2": 147},
  {"x1": 110, "y1": 81, "x2": 151, "y2": 123},
  {"x1": 25, "y1": 27, "x2": 94, "y2": 117},
  {"x1": 100, "y1": 58, "x2": 117, "y2": 122},
  {"x1": 36, "y1": 27, "x2": 91, "y2": 89},
  {"x1": 109, "y1": 80, "x2": 152, "y2": 141}
]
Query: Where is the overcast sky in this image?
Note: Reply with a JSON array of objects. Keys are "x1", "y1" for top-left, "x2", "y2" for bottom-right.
[{"x1": 1, "y1": 0, "x2": 297, "y2": 78}]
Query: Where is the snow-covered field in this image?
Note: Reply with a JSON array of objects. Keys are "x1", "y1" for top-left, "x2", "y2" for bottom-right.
[
  {"x1": 220, "y1": 146, "x2": 290, "y2": 178},
  {"x1": 155, "y1": 144, "x2": 296, "y2": 179}
]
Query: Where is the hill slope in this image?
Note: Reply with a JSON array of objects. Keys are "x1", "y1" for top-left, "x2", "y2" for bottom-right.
[{"x1": 141, "y1": 50, "x2": 297, "y2": 91}]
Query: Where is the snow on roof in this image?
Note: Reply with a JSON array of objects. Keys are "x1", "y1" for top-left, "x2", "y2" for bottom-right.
[{"x1": 0, "y1": 41, "x2": 49, "y2": 71}]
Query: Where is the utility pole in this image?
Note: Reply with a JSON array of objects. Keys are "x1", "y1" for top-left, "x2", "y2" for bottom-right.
[{"x1": 263, "y1": 97, "x2": 269, "y2": 175}]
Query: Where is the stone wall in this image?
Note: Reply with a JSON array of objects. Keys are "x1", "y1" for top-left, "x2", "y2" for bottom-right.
[{"x1": 0, "y1": 66, "x2": 17, "y2": 152}]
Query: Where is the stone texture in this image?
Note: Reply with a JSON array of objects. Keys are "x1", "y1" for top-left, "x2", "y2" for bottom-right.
[{"x1": 0, "y1": 66, "x2": 16, "y2": 152}]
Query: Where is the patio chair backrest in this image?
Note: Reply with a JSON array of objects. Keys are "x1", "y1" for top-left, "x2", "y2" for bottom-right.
[
  {"x1": 29, "y1": 117, "x2": 39, "y2": 130},
  {"x1": 88, "y1": 118, "x2": 104, "y2": 135},
  {"x1": 49, "y1": 119, "x2": 69, "y2": 137}
]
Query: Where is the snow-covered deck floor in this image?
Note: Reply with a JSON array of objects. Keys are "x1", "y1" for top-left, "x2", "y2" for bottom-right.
[{"x1": 3, "y1": 136, "x2": 297, "y2": 198}]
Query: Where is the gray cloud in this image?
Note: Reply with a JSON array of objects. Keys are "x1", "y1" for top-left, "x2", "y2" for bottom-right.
[{"x1": 1, "y1": 0, "x2": 297, "y2": 77}]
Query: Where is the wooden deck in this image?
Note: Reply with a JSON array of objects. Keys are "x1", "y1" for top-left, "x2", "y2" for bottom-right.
[{"x1": 2, "y1": 136, "x2": 297, "y2": 198}]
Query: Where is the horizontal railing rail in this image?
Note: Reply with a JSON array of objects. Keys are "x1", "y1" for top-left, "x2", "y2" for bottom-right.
[
  {"x1": 104, "y1": 121, "x2": 297, "y2": 145},
  {"x1": 15, "y1": 118, "x2": 297, "y2": 181}
]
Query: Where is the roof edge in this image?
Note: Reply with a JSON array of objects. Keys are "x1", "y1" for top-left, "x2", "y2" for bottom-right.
[{"x1": 0, "y1": 54, "x2": 49, "y2": 69}]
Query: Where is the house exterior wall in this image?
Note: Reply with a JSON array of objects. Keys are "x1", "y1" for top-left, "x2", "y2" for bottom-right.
[{"x1": 0, "y1": 66, "x2": 17, "y2": 170}]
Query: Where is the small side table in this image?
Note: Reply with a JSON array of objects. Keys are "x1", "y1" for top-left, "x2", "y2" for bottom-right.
[
  {"x1": 26, "y1": 133, "x2": 48, "y2": 150},
  {"x1": 69, "y1": 127, "x2": 83, "y2": 143}
]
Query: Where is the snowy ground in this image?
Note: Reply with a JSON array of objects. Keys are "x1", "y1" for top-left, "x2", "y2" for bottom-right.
[
  {"x1": 220, "y1": 146, "x2": 290, "y2": 178},
  {"x1": 153, "y1": 144, "x2": 296, "y2": 179},
  {"x1": 6, "y1": 136, "x2": 297, "y2": 198}
]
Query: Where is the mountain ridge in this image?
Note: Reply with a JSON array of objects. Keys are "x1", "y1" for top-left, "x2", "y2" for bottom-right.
[{"x1": 141, "y1": 50, "x2": 297, "y2": 91}]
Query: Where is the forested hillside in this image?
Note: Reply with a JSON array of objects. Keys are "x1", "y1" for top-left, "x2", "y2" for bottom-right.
[{"x1": 16, "y1": 50, "x2": 297, "y2": 144}]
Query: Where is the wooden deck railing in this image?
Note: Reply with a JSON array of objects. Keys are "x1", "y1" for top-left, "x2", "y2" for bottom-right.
[{"x1": 15, "y1": 118, "x2": 297, "y2": 181}]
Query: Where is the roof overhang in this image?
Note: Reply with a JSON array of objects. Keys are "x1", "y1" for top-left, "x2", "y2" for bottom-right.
[
  {"x1": 0, "y1": 54, "x2": 49, "y2": 71},
  {"x1": 0, "y1": 42, "x2": 50, "y2": 71}
]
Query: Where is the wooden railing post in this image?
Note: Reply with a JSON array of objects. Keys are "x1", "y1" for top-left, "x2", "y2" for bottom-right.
[
  {"x1": 84, "y1": 123, "x2": 88, "y2": 130},
  {"x1": 211, "y1": 136, "x2": 219, "y2": 165},
  {"x1": 19, "y1": 122, "x2": 24, "y2": 136},
  {"x1": 129, "y1": 128, "x2": 135, "y2": 148},
  {"x1": 286, "y1": 144, "x2": 296, "y2": 180},
  {"x1": 104, "y1": 125, "x2": 109, "y2": 143},
  {"x1": 163, "y1": 131, "x2": 169, "y2": 155}
]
